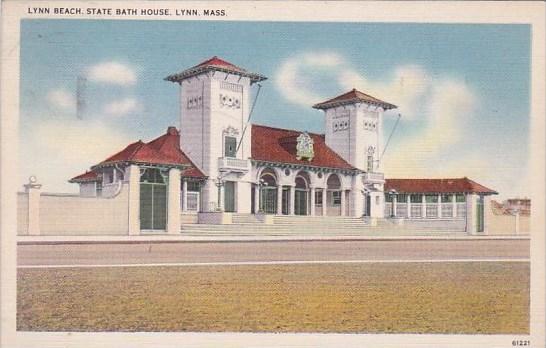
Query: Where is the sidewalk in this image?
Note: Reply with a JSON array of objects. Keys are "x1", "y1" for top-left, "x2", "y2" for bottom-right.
[{"x1": 17, "y1": 233, "x2": 531, "y2": 245}]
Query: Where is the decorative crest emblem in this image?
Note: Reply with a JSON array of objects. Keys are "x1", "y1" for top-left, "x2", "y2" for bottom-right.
[{"x1": 296, "y1": 132, "x2": 314, "y2": 161}]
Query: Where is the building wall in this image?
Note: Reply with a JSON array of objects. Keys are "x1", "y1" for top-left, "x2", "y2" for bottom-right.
[
  {"x1": 401, "y1": 219, "x2": 466, "y2": 231},
  {"x1": 324, "y1": 104, "x2": 384, "y2": 172},
  {"x1": 17, "y1": 193, "x2": 29, "y2": 235},
  {"x1": 79, "y1": 182, "x2": 96, "y2": 197},
  {"x1": 487, "y1": 207, "x2": 530, "y2": 235},
  {"x1": 37, "y1": 185, "x2": 129, "y2": 235}
]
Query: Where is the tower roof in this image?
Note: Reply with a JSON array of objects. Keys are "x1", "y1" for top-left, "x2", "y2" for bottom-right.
[
  {"x1": 313, "y1": 88, "x2": 397, "y2": 110},
  {"x1": 164, "y1": 56, "x2": 267, "y2": 84}
]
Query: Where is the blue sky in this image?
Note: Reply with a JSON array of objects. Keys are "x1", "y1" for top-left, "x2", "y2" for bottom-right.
[{"x1": 19, "y1": 20, "x2": 530, "y2": 199}]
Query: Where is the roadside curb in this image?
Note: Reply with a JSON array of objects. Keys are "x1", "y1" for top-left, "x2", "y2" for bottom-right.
[{"x1": 17, "y1": 235, "x2": 531, "y2": 245}]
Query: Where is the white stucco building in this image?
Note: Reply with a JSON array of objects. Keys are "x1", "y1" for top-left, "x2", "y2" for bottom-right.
[{"x1": 23, "y1": 56, "x2": 496, "y2": 236}]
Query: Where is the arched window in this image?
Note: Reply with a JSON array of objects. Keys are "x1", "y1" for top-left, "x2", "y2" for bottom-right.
[
  {"x1": 259, "y1": 169, "x2": 278, "y2": 214},
  {"x1": 326, "y1": 174, "x2": 341, "y2": 190},
  {"x1": 295, "y1": 176, "x2": 308, "y2": 189}
]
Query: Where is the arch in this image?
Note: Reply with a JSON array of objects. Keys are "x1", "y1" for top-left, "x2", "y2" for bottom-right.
[
  {"x1": 294, "y1": 171, "x2": 311, "y2": 215},
  {"x1": 326, "y1": 173, "x2": 342, "y2": 216},
  {"x1": 295, "y1": 171, "x2": 311, "y2": 189},
  {"x1": 257, "y1": 167, "x2": 278, "y2": 214},
  {"x1": 259, "y1": 168, "x2": 278, "y2": 187},
  {"x1": 326, "y1": 173, "x2": 341, "y2": 190}
]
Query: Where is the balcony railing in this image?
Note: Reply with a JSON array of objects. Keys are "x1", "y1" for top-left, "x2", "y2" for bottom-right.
[
  {"x1": 218, "y1": 157, "x2": 250, "y2": 173},
  {"x1": 363, "y1": 172, "x2": 384, "y2": 183}
]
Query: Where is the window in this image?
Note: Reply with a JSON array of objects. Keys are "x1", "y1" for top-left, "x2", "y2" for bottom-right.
[
  {"x1": 187, "y1": 181, "x2": 200, "y2": 192},
  {"x1": 96, "y1": 181, "x2": 102, "y2": 197},
  {"x1": 385, "y1": 193, "x2": 393, "y2": 202},
  {"x1": 397, "y1": 194, "x2": 407, "y2": 202},
  {"x1": 425, "y1": 194, "x2": 438, "y2": 203},
  {"x1": 315, "y1": 190, "x2": 323, "y2": 206},
  {"x1": 367, "y1": 155, "x2": 374, "y2": 172},
  {"x1": 410, "y1": 194, "x2": 422, "y2": 203},
  {"x1": 224, "y1": 136, "x2": 237, "y2": 157},
  {"x1": 104, "y1": 168, "x2": 114, "y2": 184},
  {"x1": 441, "y1": 194, "x2": 453, "y2": 203},
  {"x1": 332, "y1": 191, "x2": 341, "y2": 205},
  {"x1": 456, "y1": 194, "x2": 466, "y2": 203}
]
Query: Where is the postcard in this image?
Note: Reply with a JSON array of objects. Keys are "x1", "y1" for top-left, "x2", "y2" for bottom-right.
[{"x1": 1, "y1": 1, "x2": 544, "y2": 347}]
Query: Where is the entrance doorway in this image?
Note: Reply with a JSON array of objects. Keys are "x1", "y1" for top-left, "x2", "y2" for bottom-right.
[
  {"x1": 326, "y1": 174, "x2": 342, "y2": 216},
  {"x1": 224, "y1": 181, "x2": 235, "y2": 212},
  {"x1": 364, "y1": 194, "x2": 371, "y2": 217},
  {"x1": 259, "y1": 171, "x2": 278, "y2": 214},
  {"x1": 294, "y1": 175, "x2": 309, "y2": 215},
  {"x1": 140, "y1": 168, "x2": 168, "y2": 231}
]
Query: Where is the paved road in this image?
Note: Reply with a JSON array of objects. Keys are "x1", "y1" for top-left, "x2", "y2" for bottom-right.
[{"x1": 17, "y1": 239, "x2": 529, "y2": 266}]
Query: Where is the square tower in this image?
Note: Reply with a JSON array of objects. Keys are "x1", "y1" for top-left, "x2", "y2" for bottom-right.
[
  {"x1": 313, "y1": 89, "x2": 397, "y2": 173},
  {"x1": 165, "y1": 57, "x2": 267, "y2": 212}
]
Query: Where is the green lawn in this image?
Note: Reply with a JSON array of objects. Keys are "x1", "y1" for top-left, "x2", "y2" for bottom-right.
[{"x1": 17, "y1": 262, "x2": 529, "y2": 334}]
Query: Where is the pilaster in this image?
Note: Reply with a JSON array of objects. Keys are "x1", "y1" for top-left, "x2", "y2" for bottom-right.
[
  {"x1": 127, "y1": 165, "x2": 140, "y2": 235},
  {"x1": 167, "y1": 168, "x2": 181, "y2": 235}
]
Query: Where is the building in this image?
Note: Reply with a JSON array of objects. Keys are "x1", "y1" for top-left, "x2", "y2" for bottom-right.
[{"x1": 64, "y1": 56, "x2": 497, "y2": 235}]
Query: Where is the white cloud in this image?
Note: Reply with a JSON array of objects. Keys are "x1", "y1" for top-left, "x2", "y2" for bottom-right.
[
  {"x1": 276, "y1": 51, "x2": 484, "y2": 183},
  {"x1": 103, "y1": 97, "x2": 141, "y2": 116},
  {"x1": 86, "y1": 61, "x2": 137, "y2": 86},
  {"x1": 46, "y1": 88, "x2": 76, "y2": 112},
  {"x1": 19, "y1": 119, "x2": 133, "y2": 192},
  {"x1": 275, "y1": 52, "x2": 344, "y2": 106}
]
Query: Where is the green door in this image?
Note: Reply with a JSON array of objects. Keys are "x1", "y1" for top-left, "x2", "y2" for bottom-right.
[
  {"x1": 224, "y1": 181, "x2": 235, "y2": 212},
  {"x1": 294, "y1": 190, "x2": 308, "y2": 215},
  {"x1": 139, "y1": 168, "x2": 168, "y2": 231}
]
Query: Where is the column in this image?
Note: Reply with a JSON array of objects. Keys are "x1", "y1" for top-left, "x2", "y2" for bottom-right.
[
  {"x1": 254, "y1": 184, "x2": 260, "y2": 213},
  {"x1": 340, "y1": 189, "x2": 346, "y2": 216},
  {"x1": 392, "y1": 195, "x2": 397, "y2": 217},
  {"x1": 465, "y1": 193, "x2": 476, "y2": 235},
  {"x1": 127, "y1": 165, "x2": 140, "y2": 235},
  {"x1": 322, "y1": 188, "x2": 327, "y2": 216},
  {"x1": 289, "y1": 185, "x2": 295, "y2": 215},
  {"x1": 452, "y1": 193, "x2": 457, "y2": 218},
  {"x1": 277, "y1": 185, "x2": 283, "y2": 215},
  {"x1": 167, "y1": 168, "x2": 181, "y2": 235},
  {"x1": 437, "y1": 194, "x2": 442, "y2": 219},
  {"x1": 218, "y1": 184, "x2": 225, "y2": 212},
  {"x1": 310, "y1": 187, "x2": 316, "y2": 216},
  {"x1": 24, "y1": 178, "x2": 42, "y2": 236},
  {"x1": 406, "y1": 194, "x2": 411, "y2": 218},
  {"x1": 483, "y1": 195, "x2": 491, "y2": 235},
  {"x1": 182, "y1": 180, "x2": 188, "y2": 212},
  {"x1": 421, "y1": 194, "x2": 426, "y2": 218}
]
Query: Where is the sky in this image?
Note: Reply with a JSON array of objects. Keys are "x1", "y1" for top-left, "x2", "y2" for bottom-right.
[{"x1": 19, "y1": 20, "x2": 531, "y2": 199}]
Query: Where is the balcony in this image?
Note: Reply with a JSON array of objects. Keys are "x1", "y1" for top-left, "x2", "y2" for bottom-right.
[
  {"x1": 363, "y1": 172, "x2": 385, "y2": 183},
  {"x1": 218, "y1": 157, "x2": 250, "y2": 174}
]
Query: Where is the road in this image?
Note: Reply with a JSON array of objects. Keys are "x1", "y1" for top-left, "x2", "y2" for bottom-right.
[{"x1": 17, "y1": 239, "x2": 529, "y2": 267}]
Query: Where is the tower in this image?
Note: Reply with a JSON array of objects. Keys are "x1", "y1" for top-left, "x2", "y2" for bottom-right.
[
  {"x1": 313, "y1": 89, "x2": 397, "y2": 219},
  {"x1": 313, "y1": 88, "x2": 397, "y2": 173},
  {"x1": 165, "y1": 57, "x2": 267, "y2": 212}
]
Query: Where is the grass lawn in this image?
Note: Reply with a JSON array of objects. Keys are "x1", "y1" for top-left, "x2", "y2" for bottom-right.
[{"x1": 17, "y1": 262, "x2": 529, "y2": 334}]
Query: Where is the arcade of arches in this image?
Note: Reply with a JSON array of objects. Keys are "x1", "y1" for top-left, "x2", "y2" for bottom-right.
[{"x1": 251, "y1": 169, "x2": 351, "y2": 216}]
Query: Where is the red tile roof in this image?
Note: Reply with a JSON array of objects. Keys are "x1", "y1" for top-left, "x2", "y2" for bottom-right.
[
  {"x1": 164, "y1": 56, "x2": 267, "y2": 84},
  {"x1": 70, "y1": 127, "x2": 206, "y2": 183},
  {"x1": 251, "y1": 124, "x2": 357, "y2": 171},
  {"x1": 68, "y1": 170, "x2": 100, "y2": 183},
  {"x1": 384, "y1": 178, "x2": 497, "y2": 195},
  {"x1": 313, "y1": 88, "x2": 397, "y2": 110}
]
